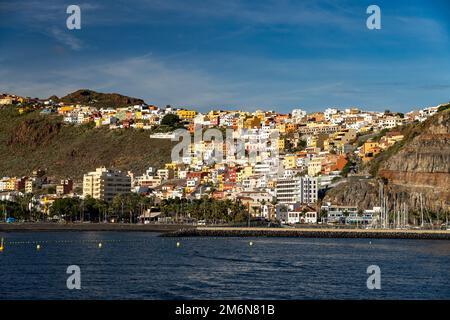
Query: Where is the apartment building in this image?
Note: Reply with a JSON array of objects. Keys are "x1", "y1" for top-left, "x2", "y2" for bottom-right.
[
  {"x1": 56, "y1": 179, "x2": 74, "y2": 195},
  {"x1": 275, "y1": 176, "x2": 318, "y2": 205},
  {"x1": 83, "y1": 167, "x2": 131, "y2": 202}
]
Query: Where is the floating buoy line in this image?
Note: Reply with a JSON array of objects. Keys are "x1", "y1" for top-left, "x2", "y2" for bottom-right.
[
  {"x1": 2, "y1": 239, "x2": 151, "y2": 245},
  {"x1": 0, "y1": 237, "x2": 255, "y2": 252}
]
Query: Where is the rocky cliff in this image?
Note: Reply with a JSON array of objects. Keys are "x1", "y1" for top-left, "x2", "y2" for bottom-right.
[{"x1": 324, "y1": 109, "x2": 450, "y2": 212}]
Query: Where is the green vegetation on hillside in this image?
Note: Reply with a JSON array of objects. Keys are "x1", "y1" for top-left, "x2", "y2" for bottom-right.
[
  {"x1": 438, "y1": 103, "x2": 450, "y2": 112},
  {"x1": 0, "y1": 106, "x2": 174, "y2": 180}
]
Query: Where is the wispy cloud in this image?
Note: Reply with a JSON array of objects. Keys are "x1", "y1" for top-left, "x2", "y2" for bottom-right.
[
  {"x1": 0, "y1": 1, "x2": 98, "y2": 50},
  {"x1": 1, "y1": 1, "x2": 449, "y2": 112},
  {"x1": 49, "y1": 27, "x2": 83, "y2": 50},
  {"x1": 2, "y1": 52, "x2": 449, "y2": 112}
]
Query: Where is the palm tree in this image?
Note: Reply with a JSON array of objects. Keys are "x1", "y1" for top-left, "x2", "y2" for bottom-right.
[{"x1": 14, "y1": 193, "x2": 33, "y2": 221}]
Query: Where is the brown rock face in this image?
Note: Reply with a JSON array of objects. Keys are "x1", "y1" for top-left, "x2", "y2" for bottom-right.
[
  {"x1": 322, "y1": 178, "x2": 379, "y2": 209},
  {"x1": 378, "y1": 110, "x2": 450, "y2": 211},
  {"x1": 324, "y1": 110, "x2": 450, "y2": 212}
]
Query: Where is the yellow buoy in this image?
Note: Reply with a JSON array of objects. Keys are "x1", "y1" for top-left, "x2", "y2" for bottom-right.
[
  {"x1": 98, "y1": 243, "x2": 102, "y2": 248},
  {"x1": 36, "y1": 244, "x2": 41, "y2": 250},
  {"x1": 176, "y1": 242, "x2": 181, "y2": 248},
  {"x1": 0, "y1": 237, "x2": 4, "y2": 252},
  {"x1": 249, "y1": 241, "x2": 254, "y2": 246}
]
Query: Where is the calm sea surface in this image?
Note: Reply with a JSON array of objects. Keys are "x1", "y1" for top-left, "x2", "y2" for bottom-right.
[{"x1": 0, "y1": 232, "x2": 449, "y2": 299}]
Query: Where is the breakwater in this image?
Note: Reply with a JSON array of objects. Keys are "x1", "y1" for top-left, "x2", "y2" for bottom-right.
[{"x1": 163, "y1": 227, "x2": 450, "y2": 240}]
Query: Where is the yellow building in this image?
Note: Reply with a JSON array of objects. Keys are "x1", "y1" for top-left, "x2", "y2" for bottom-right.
[
  {"x1": 243, "y1": 116, "x2": 261, "y2": 129},
  {"x1": 236, "y1": 170, "x2": 244, "y2": 182},
  {"x1": 95, "y1": 119, "x2": 103, "y2": 127},
  {"x1": 243, "y1": 166, "x2": 253, "y2": 178},
  {"x1": 5, "y1": 177, "x2": 17, "y2": 191},
  {"x1": 361, "y1": 141, "x2": 379, "y2": 154},
  {"x1": 165, "y1": 162, "x2": 178, "y2": 170},
  {"x1": 360, "y1": 141, "x2": 381, "y2": 163},
  {"x1": 277, "y1": 123, "x2": 286, "y2": 133},
  {"x1": 177, "y1": 109, "x2": 198, "y2": 119},
  {"x1": 255, "y1": 111, "x2": 265, "y2": 122},
  {"x1": 283, "y1": 154, "x2": 297, "y2": 169},
  {"x1": 286, "y1": 123, "x2": 297, "y2": 133},
  {"x1": 278, "y1": 138, "x2": 285, "y2": 150},
  {"x1": 308, "y1": 157, "x2": 325, "y2": 176},
  {"x1": 57, "y1": 106, "x2": 76, "y2": 114},
  {"x1": 0, "y1": 96, "x2": 14, "y2": 105}
]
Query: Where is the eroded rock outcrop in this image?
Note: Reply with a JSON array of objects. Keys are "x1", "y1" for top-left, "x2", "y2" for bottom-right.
[{"x1": 324, "y1": 110, "x2": 450, "y2": 212}]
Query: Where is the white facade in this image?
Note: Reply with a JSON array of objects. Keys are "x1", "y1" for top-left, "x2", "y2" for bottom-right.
[
  {"x1": 83, "y1": 167, "x2": 131, "y2": 202},
  {"x1": 275, "y1": 176, "x2": 318, "y2": 204}
]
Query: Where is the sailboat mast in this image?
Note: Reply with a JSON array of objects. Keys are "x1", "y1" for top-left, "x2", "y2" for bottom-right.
[{"x1": 420, "y1": 193, "x2": 424, "y2": 228}]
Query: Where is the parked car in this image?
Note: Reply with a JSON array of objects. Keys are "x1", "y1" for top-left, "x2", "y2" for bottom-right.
[{"x1": 6, "y1": 217, "x2": 16, "y2": 224}]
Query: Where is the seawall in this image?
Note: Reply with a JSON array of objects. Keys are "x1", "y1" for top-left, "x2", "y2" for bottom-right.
[{"x1": 162, "y1": 227, "x2": 450, "y2": 240}]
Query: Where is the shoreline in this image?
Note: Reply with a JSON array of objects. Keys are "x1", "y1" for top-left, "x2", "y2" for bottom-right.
[
  {"x1": 162, "y1": 227, "x2": 450, "y2": 240},
  {"x1": 1, "y1": 224, "x2": 450, "y2": 240},
  {"x1": 0, "y1": 223, "x2": 194, "y2": 233}
]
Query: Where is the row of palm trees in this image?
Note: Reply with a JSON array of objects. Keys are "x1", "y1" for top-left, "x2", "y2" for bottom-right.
[
  {"x1": 159, "y1": 197, "x2": 250, "y2": 223},
  {"x1": 2, "y1": 193, "x2": 252, "y2": 224}
]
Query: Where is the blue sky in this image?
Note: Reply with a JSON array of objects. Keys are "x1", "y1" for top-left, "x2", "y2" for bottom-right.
[{"x1": 0, "y1": 0, "x2": 449, "y2": 112}]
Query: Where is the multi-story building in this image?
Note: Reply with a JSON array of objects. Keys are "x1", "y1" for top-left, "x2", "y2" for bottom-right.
[
  {"x1": 359, "y1": 141, "x2": 382, "y2": 163},
  {"x1": 298, "y1": 123, "x2": 340, "y2": 135},
  {"x1": 176, "y1": 109, "x2": 198, "y2": 119},
  {"x1": 275, "y1": 176, "x2": 318, "y2": 204},
  {"x1": 25, "y1": 179, "x2": 36, "y2": 194},
  {"x1": 83, "y1": 167, "x2": 131, "y2": 202},
  {"x1": 307, "y1": 156, "x2": 325, "y2": 176},
  {"x1": 56, "y1": 179, "x2": 74, "y2": 195},
  {"x1": 377, "y1": 115, "x2": 405, "y2": 129}
]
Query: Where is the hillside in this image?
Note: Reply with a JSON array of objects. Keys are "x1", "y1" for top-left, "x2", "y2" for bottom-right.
[
  {"x1": 0, "y1": 106, "x2": 173, "y2": 181},
  {"x1": 53, "y1": 89, "x2": 145, "y2": 109},
  {"x1": 324, "y1": 109, "x2": 450, "y2": 212}
]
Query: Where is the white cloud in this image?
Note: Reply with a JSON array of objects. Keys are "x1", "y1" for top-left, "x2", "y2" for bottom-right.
[{"x1": 49, "y1": 28, "x2": 83, "y2": 50}]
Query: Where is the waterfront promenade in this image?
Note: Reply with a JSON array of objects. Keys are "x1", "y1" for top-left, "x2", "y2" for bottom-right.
[{"x1": 0, "y1": 222, "x2": 194, "y2": 233}]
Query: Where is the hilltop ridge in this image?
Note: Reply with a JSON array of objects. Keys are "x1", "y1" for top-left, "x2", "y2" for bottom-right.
[{"x1": 51, "y1": 89, "x2": 146, "y2": 109}]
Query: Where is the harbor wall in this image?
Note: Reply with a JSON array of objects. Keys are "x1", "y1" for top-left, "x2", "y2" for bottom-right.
[{"x1": 163, "y1": 227, "x2": 450, "y2": 240}]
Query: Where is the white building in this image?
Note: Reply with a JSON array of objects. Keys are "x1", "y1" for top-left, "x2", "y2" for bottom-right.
[
  {"x1": 83, "y1": 167, "x2": 131, "y2": 202},
  {"x1": 291, "y1": 109, "x2": 307, "y2": 123},
  {"x1": 276, "y1": 203, "x2": 317, "y2": 224},
  {"x1": 275, "y1": 176, "x2": 318, "y2": 205}
]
